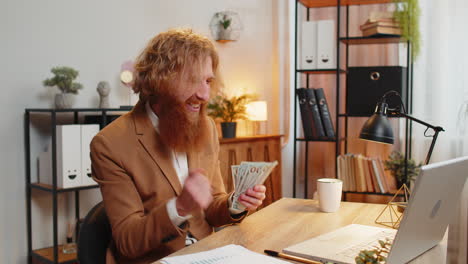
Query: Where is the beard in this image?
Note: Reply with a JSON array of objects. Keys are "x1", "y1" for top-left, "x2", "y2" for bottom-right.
[{"x1": 156, "y1": 93, "x2": 210, "y2": 153}]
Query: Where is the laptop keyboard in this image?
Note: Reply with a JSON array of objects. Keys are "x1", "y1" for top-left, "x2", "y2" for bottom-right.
[{"x1": 337, "y1": 230, "x2": 395, "y2": 258}]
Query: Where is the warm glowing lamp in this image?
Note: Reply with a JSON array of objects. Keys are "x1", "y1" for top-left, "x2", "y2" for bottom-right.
[{"x1": 246, "y1": 101, "x2": 267, "y2": 135}]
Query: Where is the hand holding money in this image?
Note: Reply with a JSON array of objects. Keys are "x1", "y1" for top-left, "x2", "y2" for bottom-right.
[
  {"x1": 237, "y1": 184, "x2": 266, "y2": 210},
  {"x1": 230, "y1": 161, "x2": 278, "y2": 213}
]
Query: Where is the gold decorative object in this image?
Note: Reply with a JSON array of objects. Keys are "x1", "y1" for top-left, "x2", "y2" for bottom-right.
[{"x1": 375, "y1": 184, "x2": 411, "y2": 229}]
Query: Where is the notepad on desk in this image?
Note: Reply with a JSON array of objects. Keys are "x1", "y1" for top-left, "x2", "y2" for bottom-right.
[{"x1": 160, "y1": 244, "x2": 290, "y2": 264}]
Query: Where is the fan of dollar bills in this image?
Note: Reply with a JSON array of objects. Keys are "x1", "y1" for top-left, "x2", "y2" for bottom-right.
[{"x1": 230, "y1": 161, "x2": 278, "y2": 213}]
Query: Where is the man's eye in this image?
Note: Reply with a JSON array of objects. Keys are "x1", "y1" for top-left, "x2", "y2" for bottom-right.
[{"x1": 206, "y1": 78, "x2": 213, "y2": 84}]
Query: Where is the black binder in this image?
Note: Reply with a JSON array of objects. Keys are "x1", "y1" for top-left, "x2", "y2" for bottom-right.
[
  {"x1": 297, "y1": 88, "x2": 326, "y2": 139},
  {"x1": 314, "y1": 88, "x2": 335, "y2": 138}
]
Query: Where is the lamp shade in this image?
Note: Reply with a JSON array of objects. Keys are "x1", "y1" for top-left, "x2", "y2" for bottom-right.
[
  {"x1": 359, "y1": 102, "x2": 394, "y2": 144},
  {"x1": 246, "y1": 101, "x2": 267, "y2": 121}
]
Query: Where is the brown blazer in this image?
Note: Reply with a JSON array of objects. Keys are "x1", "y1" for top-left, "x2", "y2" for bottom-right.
[{"x1": 90, "y1": 101, "x2": 244, "y2": 264}]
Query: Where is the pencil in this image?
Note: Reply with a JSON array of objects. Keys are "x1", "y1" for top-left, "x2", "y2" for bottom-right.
[{"x1": 264, "y1": 249, "x2": 322, "y2": 264}]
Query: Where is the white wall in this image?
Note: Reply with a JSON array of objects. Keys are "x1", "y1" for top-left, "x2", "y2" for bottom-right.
[{"x1": 1, "y1": 0, "x2": 286, "y2": 263}]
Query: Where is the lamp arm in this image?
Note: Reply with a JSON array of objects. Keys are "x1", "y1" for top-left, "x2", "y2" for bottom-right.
[
  {"x1": 425, "y1": 129, "x2": 441, "y2": 165},
  {"x1": 397, "y1": 113, "x2": 445, "y2": 132},
  {"x1": 396, "y1": 113, "x2": 445, "y2": 164}
]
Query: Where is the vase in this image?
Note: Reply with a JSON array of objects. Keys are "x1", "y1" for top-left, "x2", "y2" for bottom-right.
[
  {"x1": 221, "y1": 122, "x2": 237, "y2": 138},
  {"x1": 55, "y1": 93, "x2": 75, "y2": 109}
]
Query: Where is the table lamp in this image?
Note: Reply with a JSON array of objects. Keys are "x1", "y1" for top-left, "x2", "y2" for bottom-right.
[
  {"x1": 359, "y1": 90, "x2": 444, "y2": 165},
  {"x1": 246, "y1": 101, "x2": 268, "y2": 135}
]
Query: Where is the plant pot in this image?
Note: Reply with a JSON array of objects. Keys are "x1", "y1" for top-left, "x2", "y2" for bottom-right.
[
  {"x1": 221, "y1": 122, "x2": 237, "y2": 138},
  {"x1": 55, "y1": 93, "x2": 75, "y2": 109},
  {"x1": 218, "y1": 27, "x2": 232, "y2": 40}
]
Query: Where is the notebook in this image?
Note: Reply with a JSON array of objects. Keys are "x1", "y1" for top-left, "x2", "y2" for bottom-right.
[{"x1": 283, "y1": 156, "x2": 468, "y2": 264}]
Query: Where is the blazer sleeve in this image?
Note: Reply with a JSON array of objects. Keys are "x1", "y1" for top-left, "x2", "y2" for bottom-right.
[
  {"x1": 90, "y1": 134, "x2": 187, "y2": 259},
  {"x1": 204, "y1": 118, "x2": 247, "y2": 227}
]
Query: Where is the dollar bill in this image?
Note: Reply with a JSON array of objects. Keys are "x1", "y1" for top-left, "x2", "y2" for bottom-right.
[{"x1": 230, "y1": 161, "x2": 278, "y2": 212}]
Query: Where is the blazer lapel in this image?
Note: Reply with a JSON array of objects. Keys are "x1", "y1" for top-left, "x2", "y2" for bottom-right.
[{"x1": 132, "y1": 101, "x2": 182, "y2": 195}]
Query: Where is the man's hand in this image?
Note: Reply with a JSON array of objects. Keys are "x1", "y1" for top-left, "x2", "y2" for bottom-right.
[
  {"x1": 238, "y1": 184, "x2": 266, "y2": 211},
  {"x1": 176, "y1": 168, "x2": 213, "y2": 216}
]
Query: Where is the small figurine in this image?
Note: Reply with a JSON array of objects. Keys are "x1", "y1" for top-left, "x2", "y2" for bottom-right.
[{"x1": 97, "y1": 81, "x2": 111, "y2": 108}]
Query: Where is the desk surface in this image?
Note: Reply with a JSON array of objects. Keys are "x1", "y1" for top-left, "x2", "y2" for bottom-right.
[{"x1": 155, "y1": 198, "x2": 447, "y2": 263}]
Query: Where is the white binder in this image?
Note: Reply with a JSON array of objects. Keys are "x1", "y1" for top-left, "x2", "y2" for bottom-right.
[
  {"x1": 300, "y1": 21, "x2": 318, "y2": 69},
  {"x1": 317, "y1": 20, "x2": 336, "y2": 69},
  {"x1": 80, "y1": 124, "x2": 100, "y2": 186},
  {"x1": 38, "y1": 143, "x2": 52, "y2": 185},
  {"x1": 56, "y1": 125, "x2": 82, "y2": 188}
]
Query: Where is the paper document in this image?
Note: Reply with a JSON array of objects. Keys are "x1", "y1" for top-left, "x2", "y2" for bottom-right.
[{"x1": 160, "y1": 244, "x2": 290, "y2": 264}]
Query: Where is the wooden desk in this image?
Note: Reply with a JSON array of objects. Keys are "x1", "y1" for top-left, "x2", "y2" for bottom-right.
[{"x1": 156, "y1": 198, "x2": 448, "y2": 263}]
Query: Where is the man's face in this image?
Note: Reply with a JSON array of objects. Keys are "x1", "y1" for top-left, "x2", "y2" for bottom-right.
[
  {"x1": 154, "y1": 56, "x2": 214, "y2": 152},
  {"x1": 174, "y1": 56, "x2": 214, "y2": 120}
]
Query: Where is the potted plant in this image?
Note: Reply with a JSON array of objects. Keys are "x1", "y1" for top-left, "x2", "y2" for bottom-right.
[
  {"x1": 393, "y1": 0, "x2": 421, "y2": 60},
  {"x1": 43, "y1": 66, "x2": 83, "y2": 109},
  {"x1": 384, "y1": 151, "x2": 422, "y2": 188},
  {"x1": 216, "y1": 12, "x2": 232, "y2": 40},
  {"x1": 207, "y1": 93, "x2": 254, "y2": 138},
  {"x1": 355, "y1": 239, "x2": 392, "y2": 264}
]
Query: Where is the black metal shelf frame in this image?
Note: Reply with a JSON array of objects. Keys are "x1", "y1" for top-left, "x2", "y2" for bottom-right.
[
  {"x1": 25, "y1": 108, "x2": 130, "y2": 264},
  {"x1": 292, "y1": 0, "x2": 413, "y2": 199}
]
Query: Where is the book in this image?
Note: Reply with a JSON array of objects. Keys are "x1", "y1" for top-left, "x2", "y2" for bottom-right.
[
  {"x1": 367, "y1": 11, "x2": 394, "y2": 23},
  {"x1": 337, "y1": 155, "x2": 348, "y2": 191},
  {"x1": 347, "y1": 154, "x2": 356, "y2": 192},
  {"x1": 372, "y1": 158, "x2": 386, "y2": 193},
  {"x1": 297, "y1": 88, "x2": 326, "y2": 139},
  {"x1": 369, "y1": 158, "x2": 381, "y2": 193},
  {"x1": 360, "y1": 21, "x2": 400, "y2": 31},
  {"x1": 363, "y1": 157, "x2": 375, "y2": 193},
  {"x1": 314, "y1": 88, "x2": 335, "y2": 139},
  {"x1": 355, "y1": 155, "x2": 367, "y2": 192},
  {"x1": 377, "y1": 158, "x2": 397, "y2": 193},
  {"x1": 362, "y1": 26, "x2": 401, "y2": 37}
]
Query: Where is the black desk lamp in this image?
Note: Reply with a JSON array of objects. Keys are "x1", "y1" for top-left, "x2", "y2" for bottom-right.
[{"x1": 359, "y1": 90, "x2": 445, "y2": 164}]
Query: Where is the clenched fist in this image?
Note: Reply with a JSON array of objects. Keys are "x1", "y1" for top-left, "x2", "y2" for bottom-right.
[{"x1": 176, "y1": 168, "x2": 213, "y2": 216}]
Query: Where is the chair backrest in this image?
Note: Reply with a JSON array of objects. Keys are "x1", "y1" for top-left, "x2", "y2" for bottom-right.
[{"x1": 78, "y1": 201, "x2": 112, "y2": 264}]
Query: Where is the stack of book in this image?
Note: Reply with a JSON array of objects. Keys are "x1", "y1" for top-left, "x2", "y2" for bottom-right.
[
  {"x1": 337, "y1": 154, "x2": 398, "y2": 194},
  {"x1": 360, "y1": 18, "x2": 401, "y2": 37}
]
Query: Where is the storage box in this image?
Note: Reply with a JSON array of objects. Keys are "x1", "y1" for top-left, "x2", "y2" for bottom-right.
[{"x1": 346, "y1": 66, "x2": 407, "y2": 116}]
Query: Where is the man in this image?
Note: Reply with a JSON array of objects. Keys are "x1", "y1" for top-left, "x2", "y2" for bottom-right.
[{"x1": 90, "y1": 28, "x2": 267, "y2": 264}]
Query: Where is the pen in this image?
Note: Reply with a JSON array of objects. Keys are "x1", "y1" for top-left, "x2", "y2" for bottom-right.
[{"x1": 264, "y1": 249, "x2": 322, "y2": 264}]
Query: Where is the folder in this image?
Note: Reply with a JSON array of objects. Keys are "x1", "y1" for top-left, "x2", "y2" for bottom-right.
[
  {"x1": 317, "y1": 20, "x2": 336, "y2": 69},
  {"x1": 300, "y1": 21, "x2": 317, "y2": 69},
  {"x1": 81, "y1": 124, "x2": 100, "y2": 186},
  {"x1": 56, "y1": 125, "x2": 82, "y2": 188},
  {"x1": 314, "y1": 88, "x2": 335, "y2": 138},
  {"x1": 297, "y1": 88, "x2": 326, "y2": 139},
  {"x1": 38, "y1": 143, "x2": 52, "y2": 185}
]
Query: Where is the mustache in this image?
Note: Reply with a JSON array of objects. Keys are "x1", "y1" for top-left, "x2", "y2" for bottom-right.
[{"x1": 185, "y1": 98, "x2": 207, "y2": 106}]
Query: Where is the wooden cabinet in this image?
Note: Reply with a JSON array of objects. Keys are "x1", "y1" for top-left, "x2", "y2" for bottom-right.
[{"x1": 218, "y1": 135, "x2": 282, "y2": 208}]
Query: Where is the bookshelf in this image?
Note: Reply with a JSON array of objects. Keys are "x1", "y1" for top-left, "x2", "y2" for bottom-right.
[
  {"x1": 25, "y1": 108, "x2": 129, "y2": 264},
  {"x1": 293, "y1": 0, "x2": 412, "y2": 200}
]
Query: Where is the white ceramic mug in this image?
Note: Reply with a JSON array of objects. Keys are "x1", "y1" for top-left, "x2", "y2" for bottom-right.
[{"x1": 317, "y1": 178, "x2": 343, "y2": 213}]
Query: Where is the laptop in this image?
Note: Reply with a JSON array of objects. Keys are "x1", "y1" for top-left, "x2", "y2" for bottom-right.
[{"x1": 283, "y1": 156, "x2": 468, "y2": 264}]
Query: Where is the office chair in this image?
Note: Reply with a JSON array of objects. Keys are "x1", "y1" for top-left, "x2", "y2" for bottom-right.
[{"x1": 78, "y1": 201, "x2": 112, "y2": 264}]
